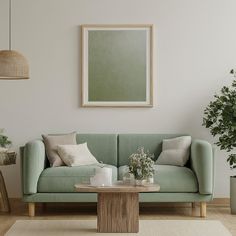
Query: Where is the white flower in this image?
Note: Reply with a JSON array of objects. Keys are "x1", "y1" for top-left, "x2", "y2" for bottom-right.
[{"x1": 128, "y1": 147, "x2": 155, "y2": 180}]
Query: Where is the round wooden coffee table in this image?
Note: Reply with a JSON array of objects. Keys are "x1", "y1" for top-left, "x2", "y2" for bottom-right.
[{"x1": 75, "y1": 182, "x2": 160, "y2": 233}]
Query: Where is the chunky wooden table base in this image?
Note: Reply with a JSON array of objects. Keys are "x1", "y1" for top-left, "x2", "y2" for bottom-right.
[
  {"x1": 75, "y1": 182, "x2": 160, "y2": 233},
  {"x1": 97, "y1": 192, "x2": 139, "y2": 233}
]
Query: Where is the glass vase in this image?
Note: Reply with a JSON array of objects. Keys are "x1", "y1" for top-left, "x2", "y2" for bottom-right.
[
  {"x1": 123, "y1": 172, "x2": 134, "y2": 185},
  {"x1": 135, "y1": 179, "x2": 146, "y2": 186},
  {"x1": 147, "y1": 176, "x2": 154, "y2": 184}
]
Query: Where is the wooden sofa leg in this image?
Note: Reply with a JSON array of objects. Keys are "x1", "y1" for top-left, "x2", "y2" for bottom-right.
[
  {"x1": 200, "y1": 202, "x2": 206, "y2": 218},
  {"x1": 192, "y1": 202, "x2": 196, "y2": 208},
  {"x1": 29, "y1": 203, "x2": 35, "y2": 217}
]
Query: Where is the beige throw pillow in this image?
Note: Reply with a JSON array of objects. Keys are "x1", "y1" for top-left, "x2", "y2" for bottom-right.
[
  {"x1": 42, "y1": 132, "x2": 77, "y2": 167},
  {"x1": 57, "y1": 143, "x2": 99, "y2": 167},
  {"x1": 156, "y1": 136, "x2": 191, "y2": 166}
]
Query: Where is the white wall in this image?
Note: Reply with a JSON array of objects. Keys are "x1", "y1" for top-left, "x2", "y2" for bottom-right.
[{"x1": 0, "y1": 0, "x2": 236, "y2": 198}]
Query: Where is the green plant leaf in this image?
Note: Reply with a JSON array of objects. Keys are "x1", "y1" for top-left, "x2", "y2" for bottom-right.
[{"x1": 203, "y1": 74, "x2": 236, "y2": 169}]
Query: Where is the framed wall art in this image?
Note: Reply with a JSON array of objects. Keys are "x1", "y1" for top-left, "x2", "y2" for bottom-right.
[{"x1": 81, "y1": 24, "x2": 153, "y2": 107}]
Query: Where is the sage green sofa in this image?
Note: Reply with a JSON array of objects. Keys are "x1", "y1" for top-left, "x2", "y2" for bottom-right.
[{"x1": 21, "y1": 134, "x2": 214, "y2": 217}]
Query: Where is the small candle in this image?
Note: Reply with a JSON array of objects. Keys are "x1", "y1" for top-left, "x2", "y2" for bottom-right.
[{"x1": 90, "y1": 167, "x2": 112, "y2": 186}]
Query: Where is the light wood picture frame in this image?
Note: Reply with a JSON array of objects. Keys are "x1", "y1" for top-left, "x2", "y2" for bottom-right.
[{"x1": 81, "y1": 24, "x2": 154, "y2": 107}]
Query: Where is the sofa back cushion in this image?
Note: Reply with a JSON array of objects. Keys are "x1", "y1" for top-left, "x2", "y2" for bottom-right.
[
  {"x1": 76, "y1": 134, "x2": 117, "y2": 166},
  {"x1": 118, "y1": 134, "x2": 186, "y2": 167}
]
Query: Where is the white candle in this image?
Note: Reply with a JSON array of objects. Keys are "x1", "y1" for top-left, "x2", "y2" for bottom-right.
[{"x1": 90, "y1": 167, "x2": 112, "y2": 186}]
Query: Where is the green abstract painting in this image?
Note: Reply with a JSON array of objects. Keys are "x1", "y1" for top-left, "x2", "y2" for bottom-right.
[{"x1": 82, "y1": 25, "x2": 153, "y2": 107}]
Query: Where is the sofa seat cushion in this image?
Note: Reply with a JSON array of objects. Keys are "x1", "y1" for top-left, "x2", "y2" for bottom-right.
[
  {"x1": 118, "y1": 165, "x2": 198, "y2": 193},
  {"x1": 37, "y1": 164, "x2": 117, "y2": 193}
]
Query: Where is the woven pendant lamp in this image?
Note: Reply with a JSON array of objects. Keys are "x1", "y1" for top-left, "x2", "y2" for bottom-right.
[{"x1": 0, "y1": 0, "x2": 29, "y2": 80}]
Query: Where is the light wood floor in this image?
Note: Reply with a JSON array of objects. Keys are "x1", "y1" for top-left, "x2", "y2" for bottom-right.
[{"x1": 0, "y1": 199, "x2": 236, "y2": 236}]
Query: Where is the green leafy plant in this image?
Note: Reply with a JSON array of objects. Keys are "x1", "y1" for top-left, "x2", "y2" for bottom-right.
[
  {"x1": 203, "y1": 69, "x2": 236, "y2": 169},
  {"x1": 0, "y1": 129, "x2": 12, "y2": 148},
  {"x1": 128, "y1": 147, "x2": 155, "y2": 180}
]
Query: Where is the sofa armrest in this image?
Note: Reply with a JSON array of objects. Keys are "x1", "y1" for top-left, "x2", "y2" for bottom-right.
[
  {"x1": 190, "y1": 139, "x2": 214, "y2": 195},
  {"x1": 22, "y1": 140, "x2": 46, "y2": 194}
]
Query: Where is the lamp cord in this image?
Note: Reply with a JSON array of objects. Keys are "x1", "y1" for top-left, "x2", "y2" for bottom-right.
[{"x1": 9, "y1": 0, "x2": 11, "y2": 50}]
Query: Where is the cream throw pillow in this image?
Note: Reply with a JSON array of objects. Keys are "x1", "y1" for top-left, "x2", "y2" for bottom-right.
[
  {"x1": 57, "y1": 143, "x2": 99, "y2": 167},
  {"x1": 42, "y1": 132, "x2": 77, "y2": 167},
  {"x1": 156, "y1": 136, "x2": 191, "y2": 166}
]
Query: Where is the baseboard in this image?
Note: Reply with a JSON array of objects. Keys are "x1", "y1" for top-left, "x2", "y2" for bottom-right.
[
  {"x1": 210, "y1": 198, "x2": 229, "y2": 206},
  {"x1": 8, "y1": 197, "x2": 230, "y2": 207}
]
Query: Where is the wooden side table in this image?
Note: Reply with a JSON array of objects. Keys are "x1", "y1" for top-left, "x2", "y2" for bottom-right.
[
  {"x1": 0, "y1": 170, "x2": 10, "y2": 212},
  {"x1": 0, "y1": 151, "x2": 16, "y2": 213}
]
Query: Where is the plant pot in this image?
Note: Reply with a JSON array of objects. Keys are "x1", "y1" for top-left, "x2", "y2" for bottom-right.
[{"x1": 230, "y1": 176, "x2": 236, "y2": 214}]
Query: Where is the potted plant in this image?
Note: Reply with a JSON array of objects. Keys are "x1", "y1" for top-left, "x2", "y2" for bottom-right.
[
  {"x1": 128, "y1": 147, "x2": 155, "y2": 185},
  {"x1": 0, "y1": 129, "x2": 16, "y2": 166},
  {"x1": 0, "y1": 128, "x2": 12, "y2": 149},
  {"x1": 203, "y1": 69, "x2": 236, "y2": 214}
]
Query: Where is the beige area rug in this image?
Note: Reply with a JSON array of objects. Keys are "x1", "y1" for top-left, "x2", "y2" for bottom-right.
[{"x1": 5, "y1": 220, "x2": 232, "y2": 236}]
